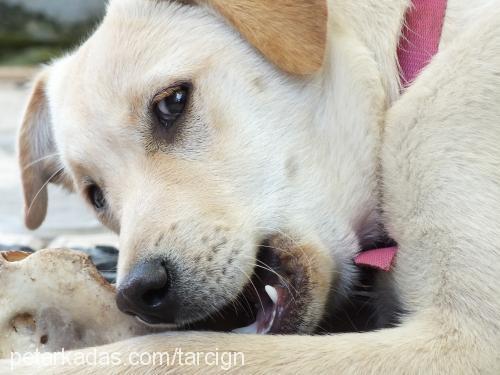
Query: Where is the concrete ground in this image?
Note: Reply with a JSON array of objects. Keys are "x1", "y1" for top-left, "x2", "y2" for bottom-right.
[{"x1": 0, "y1": 68, "x2": 118, "y2": 251}]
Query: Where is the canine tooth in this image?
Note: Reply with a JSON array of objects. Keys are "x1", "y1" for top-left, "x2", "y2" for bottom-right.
[
  {"x1": 232, "y1": 321, "x2": 258, "y2": 334},
  {"x1": 265, "y1": 285, "x2": 278, "y2": 304}
]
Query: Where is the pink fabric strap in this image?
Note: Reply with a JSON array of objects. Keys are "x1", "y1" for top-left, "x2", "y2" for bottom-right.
[
  {"x1": 355, "y1": 1, "x2": 447, "y2": 272},
  {"x1": 397, "y1": 0, "x2": 448, "y2": 88},
  {"x1": 354, "y1": 247, "x2": 398, "y2": 272}
]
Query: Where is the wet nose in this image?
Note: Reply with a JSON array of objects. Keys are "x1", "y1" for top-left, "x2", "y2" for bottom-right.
[{"x1": 116, "y1": 258, "x2": 176, "y2": 324}]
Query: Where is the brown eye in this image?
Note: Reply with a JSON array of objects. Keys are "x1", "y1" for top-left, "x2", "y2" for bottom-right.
[
  {"x1": 87, "y1": 184, "x2": 106, "y2": 211},
  {"x1": 153, "y1": 85, "x2": 189, "y2": 129}
]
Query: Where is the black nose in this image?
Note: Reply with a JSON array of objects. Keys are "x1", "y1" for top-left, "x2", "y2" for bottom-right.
[{"x1": 116, "y1": 258, "x2": 176, "y2": 324}]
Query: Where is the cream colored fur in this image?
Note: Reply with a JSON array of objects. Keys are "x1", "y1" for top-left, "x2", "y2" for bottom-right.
[{"x1": 7, "y1": 0, "x2": 500, "y2": 373}]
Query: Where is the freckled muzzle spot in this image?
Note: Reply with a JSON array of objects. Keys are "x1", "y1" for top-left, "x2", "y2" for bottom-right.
[{"x1": 154, "y1": 234, "x2": 164, "y2": 247}]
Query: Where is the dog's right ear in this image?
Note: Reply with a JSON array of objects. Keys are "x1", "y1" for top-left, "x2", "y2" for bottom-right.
[
  {"x1": 18, "y1": 70, "x2": 69, "y2": 230},
  {"x1": 185, "y1": 0, "x2": 327, "y2": 75}
]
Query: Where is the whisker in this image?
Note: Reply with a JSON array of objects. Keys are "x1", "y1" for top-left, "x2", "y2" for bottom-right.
[
  {"x1": 239, "y1": 253, "x2": 299, "y2": 303},
  {"x1": 22, "y1": 153, "x2": 61, "y2": 171},
  {"x1": 253, "y1": 261, "x2": 299, "y2": 301},
  {"x1": 234, "y1": 264, "x2": 265, "y2": 316},
  {"x1": 26, "y1": 166, "x2": 64, "y2": 217},
  {"x1": 254, "y1": 226, "x2": 315, "y2": 271}
]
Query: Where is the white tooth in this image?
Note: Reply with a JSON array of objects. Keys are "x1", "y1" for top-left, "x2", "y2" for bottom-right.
[
  {"x1": 232, "y1": 321, "x2": 258, "y2": 334},
  {"x1": 265, "y1": 285, "x2": 278, "y2": 304}
]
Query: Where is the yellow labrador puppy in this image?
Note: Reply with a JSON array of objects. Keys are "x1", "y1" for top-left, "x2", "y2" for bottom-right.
[{"x1": 10, "y1": 0, "x2": 500, "y2": 373}]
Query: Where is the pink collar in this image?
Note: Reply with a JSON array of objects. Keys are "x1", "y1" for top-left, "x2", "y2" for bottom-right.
[
  {"x1": 354, "y1": 0, "x2": 447, "y2": 271},
  {"x1": 354, "y1": 246, "x2": 398, "y2": 272},
  {"x1": 397, "y1": 0, "x2": 448, "y2": 88}
]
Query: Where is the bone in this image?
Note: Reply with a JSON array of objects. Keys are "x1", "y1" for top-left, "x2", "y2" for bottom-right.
[{"x1": 0, "y1": 248, "x2": 160, "y2": 358}]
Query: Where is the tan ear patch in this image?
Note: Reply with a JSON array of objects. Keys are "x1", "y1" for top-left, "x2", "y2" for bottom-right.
[
  {"x1": 18, "y1": 71, "x2": 70, "y2": 230},
  {"x1": 18, "y1": 74, "x2": 52, "y2": 230},
  {"x1": 206, "y1": 0, "x2": 328, "y2": 75}
]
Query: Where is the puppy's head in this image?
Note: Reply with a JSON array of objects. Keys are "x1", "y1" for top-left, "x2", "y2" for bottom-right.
[{"x1": 18, "y1": 0, "x2": 370, "y2": 333}]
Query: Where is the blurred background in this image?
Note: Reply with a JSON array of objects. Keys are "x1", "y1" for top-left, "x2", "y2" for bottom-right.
[
  {"x1": 0, "y1": 0, "x2": 104, "y2": 66},
  {"x1": 0, "y1": 1, "x2": 118, "y2": 276}
]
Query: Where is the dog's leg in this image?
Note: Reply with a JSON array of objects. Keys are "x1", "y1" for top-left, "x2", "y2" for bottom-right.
[{"x1": 1, "y1": 314, "x2": 494, "y2": 375}]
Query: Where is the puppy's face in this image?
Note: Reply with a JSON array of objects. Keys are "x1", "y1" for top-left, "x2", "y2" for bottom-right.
[{"x1": 18, "y1": 0, "x2": 375, "y2": 333}]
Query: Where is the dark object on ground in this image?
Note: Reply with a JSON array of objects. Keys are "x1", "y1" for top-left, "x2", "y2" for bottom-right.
[{"x1": 72, "y1": 245, "x2": 119, "y2": 284}]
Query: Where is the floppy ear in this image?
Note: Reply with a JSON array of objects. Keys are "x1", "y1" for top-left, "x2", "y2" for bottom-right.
[
  {"x1": 18, "y1": 70, "x2": 69, "y2": 230},
  {"x1": 205, "y1": 0, "x2": 328, "y2": 75}
]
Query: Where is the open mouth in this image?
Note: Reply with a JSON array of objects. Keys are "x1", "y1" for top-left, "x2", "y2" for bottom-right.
[{"x1": 185, "y1": 237, "x2": 310, "y2": 334}]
